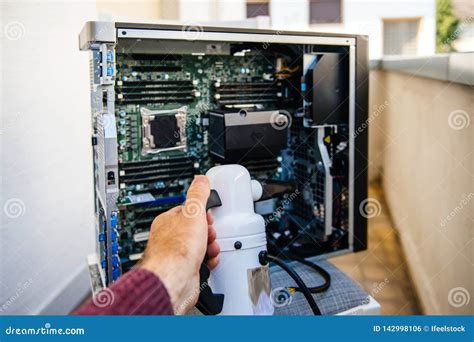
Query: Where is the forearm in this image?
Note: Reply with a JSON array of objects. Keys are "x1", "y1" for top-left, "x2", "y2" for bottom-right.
[{"x1": 74, "y1": 267, "x2": 174, "y2": 315}]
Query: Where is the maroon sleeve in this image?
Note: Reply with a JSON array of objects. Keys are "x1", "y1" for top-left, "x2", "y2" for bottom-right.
[{"x1": 75, "y1": 267, "x2": 174, "y2": 315}]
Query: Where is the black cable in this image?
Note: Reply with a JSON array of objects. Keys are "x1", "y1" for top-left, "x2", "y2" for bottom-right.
[
  {"x1": 260, "y1": 252, "x2": 322, "y2": 315},
  {"x1": 266, "y1": 233, "x2": 331, "y2": 293},
  {"x1": 282, "y1": 253, "x2": 331, "y2": 294}
]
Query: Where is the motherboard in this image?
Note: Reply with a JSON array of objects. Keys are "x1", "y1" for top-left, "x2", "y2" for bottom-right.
[{"x1": 115, "y1": 52, "x2": 282, "y2": 271}]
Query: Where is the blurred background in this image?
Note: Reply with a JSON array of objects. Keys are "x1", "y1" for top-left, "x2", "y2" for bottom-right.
[{"x1": 1, "y1": 0, "x2": 472, "y2": 316}]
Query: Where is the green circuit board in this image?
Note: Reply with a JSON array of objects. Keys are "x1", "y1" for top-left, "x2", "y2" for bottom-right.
[{"x1": 113, "y1": 52, "x2": 285, "y2": 269}]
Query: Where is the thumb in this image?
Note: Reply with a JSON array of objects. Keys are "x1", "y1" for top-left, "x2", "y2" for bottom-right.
[{"x1": 183, "y1": 175, "x2": 210, "y2": 218}]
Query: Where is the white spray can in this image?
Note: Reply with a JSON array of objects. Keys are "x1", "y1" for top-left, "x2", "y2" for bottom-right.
[{"x1": 205, "y1": 164, "x2": 274, "y2": 315}]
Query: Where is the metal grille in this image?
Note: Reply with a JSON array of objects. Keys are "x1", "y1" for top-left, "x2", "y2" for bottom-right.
[{"x1": 292, "y1": 129, "x2": 326, "y2": 235}]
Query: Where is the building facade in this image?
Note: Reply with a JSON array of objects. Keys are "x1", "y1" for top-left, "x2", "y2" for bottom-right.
[{"x1": 160, "y1": 0, "x2": 437, "y2": 59}]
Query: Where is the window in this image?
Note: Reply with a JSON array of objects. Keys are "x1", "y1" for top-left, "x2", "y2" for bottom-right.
[
  {"x1": 309, "y1": 0, "x2": 342, "y2": 24},
  {"x1": 246, "y1": 1, "x2": 269, "y2": 18},
  {"x1": 383, "y1": 19, "x2": 420, "y2": 56}
]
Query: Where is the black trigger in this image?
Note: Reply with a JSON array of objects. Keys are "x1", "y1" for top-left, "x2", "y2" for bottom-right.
[{"x1": 206, "y1": 190, "x2": 222, "y2": 211}]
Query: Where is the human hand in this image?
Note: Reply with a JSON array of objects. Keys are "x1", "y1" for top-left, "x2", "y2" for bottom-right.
[{"x1": 139, "y1": 175, "x2": 220, "y2": 314}]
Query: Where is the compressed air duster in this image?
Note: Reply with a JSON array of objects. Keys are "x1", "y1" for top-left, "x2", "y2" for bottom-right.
[
  {"x1": 195, "y1": 164, "x2": 329, "y2": 316},
  {"x1": 196, "y1": 164, "x2": 274, "y2": 315}
]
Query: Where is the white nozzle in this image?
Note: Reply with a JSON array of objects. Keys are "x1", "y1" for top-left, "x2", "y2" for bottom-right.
[{"x1": 251, "y1": 180, "x2": 263, "y2": 202}]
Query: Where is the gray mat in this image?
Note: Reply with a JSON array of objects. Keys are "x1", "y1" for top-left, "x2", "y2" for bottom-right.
[{"x1": 271, "y1": 259, "x2": 368, "y2": 315}]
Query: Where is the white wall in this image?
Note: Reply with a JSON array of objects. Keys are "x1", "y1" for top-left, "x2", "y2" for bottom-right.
[
  {"x1": 178, "y1": 0, "x2": 246, "y2": 23},
  {"x1": 376, "y1": 71, "x2": 473, "y2": 314},
  {"x1": 270, "y1": 0, "x2": 309, "y2": 30},
  {"x1": 215, "y1": 0, "x2": 246, "y2": 22},
  {"x1": 97, "y1": 0, "x2": 161, "y2": 21},
  {"x1": 1, "y1": 1, "x2": 97, "y2": 314}
]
